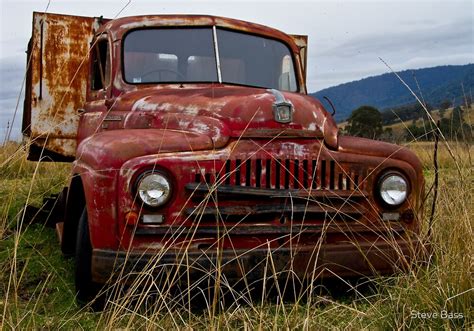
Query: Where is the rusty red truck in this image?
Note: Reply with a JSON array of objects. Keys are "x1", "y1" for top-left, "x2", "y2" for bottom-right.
[{"x1": 22, "y1": 12, "x2": 425, "y2": 303}]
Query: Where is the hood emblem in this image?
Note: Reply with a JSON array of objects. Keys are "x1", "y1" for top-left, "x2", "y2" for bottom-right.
[{"x1": 268, "y1": 89, "x2": 294, "y2": 124}]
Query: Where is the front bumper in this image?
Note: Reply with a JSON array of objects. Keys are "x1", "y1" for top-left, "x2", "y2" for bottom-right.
[{"x1": 91, "y1": 238, "x2": 425, "y2": 284}]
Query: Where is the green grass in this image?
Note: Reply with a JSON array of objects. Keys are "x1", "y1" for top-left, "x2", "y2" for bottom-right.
[{"x1": 0, "y1": 141, "x2": 472, "y2": 329}]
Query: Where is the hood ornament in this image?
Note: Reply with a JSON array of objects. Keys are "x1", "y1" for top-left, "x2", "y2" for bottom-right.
[{"x1": 268, "y1": 89, "x2": 294, "y2": 124}]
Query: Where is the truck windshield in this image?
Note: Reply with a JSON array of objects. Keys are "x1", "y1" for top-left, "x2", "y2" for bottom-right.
[{"x1": 123, "y1": 28, "x2": 298, "y2": 91}]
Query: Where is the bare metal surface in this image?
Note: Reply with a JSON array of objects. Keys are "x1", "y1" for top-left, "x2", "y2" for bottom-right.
[{"x1": 24, "y1": 12, "x2": 97, "y2": 158}]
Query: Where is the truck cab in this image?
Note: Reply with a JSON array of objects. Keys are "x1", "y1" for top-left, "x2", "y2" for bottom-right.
[{"x1": 23, "y1": 12, "x2": 425, "y2": 303}]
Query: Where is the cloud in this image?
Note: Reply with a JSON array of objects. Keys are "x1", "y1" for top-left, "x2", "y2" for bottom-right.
[
  {"x1": 307, "y1": 17, "x2": 473, "y2": 91},
  {"x1": 318, "y1": 18, "x2": 472, "y2": 57}
]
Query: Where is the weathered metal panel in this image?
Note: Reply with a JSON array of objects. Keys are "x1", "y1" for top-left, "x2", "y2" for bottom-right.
[{"x1": 24, "y1": 12, "x2": 97, "y2": 160}]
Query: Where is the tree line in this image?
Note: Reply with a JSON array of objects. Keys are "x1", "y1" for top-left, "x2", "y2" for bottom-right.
[{"x1": 343, "y1": 103, "x2": 472, "y2": 142}]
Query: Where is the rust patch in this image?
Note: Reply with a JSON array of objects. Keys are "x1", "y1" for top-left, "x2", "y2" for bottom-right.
[{"x1": 26, "y1": 12, "x2": 97, "y2": 158}]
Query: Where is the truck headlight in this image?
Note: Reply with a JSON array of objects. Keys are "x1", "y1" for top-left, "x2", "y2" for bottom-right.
[
  {"x1": 378, "y1": 173, "x2": 408, "y2": 207},
  {"x1": 136, "y1": 172, "x2": 172, "y2": 207}
]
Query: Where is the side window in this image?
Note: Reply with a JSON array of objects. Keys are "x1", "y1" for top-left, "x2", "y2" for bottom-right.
[
  {"x1": 279, "y1": 55, "x2": 297, "y2": 92},
  {"x1": 91, "y1": 38, "x2": 110, "y2": 90}
]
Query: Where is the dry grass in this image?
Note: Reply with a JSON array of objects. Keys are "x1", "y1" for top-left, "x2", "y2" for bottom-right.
[{"x1": 0, "y1": 138, "x2": 472, "y2": 329}]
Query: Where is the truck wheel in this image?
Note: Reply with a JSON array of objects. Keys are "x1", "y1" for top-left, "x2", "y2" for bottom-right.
[{"x1": 75, "y1": 208, "x2": 102, "y2": 308}]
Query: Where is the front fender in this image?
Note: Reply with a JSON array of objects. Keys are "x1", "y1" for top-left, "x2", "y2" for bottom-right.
[
  {"x1": 338, "y1": 136, "x2": 425, "y2": 213},
  {"x1": 338, "y1": 136, "x2": 423, "y2": 175},
  {"x1": 76, "y1": 129, "x2": 214, "y2": 170},
  {"x1": 72, "y1": 129, "x2": 213, "y2": 250}
]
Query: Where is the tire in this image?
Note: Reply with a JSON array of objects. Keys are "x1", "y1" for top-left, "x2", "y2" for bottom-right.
[
  {"x1": 62, "y1": 183, "x2": 85, "y2": 257},
  {"x1": 75, "y1": 208, "x2": 103, "y2": 308},
  {"x1": 61, "y1": 217, "x2": 78, "y2": 257}
]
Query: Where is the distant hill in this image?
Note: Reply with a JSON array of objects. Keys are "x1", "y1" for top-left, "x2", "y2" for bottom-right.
[{"x1": 310, "y1": 64, "x2": 474, "y2": 122}]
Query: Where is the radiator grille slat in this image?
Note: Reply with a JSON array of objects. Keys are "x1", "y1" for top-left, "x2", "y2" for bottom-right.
[
  {"x1": 294, "y1": 160, "x2": 300, "y2": 189},
  {"x1": 265, "y1": 159, "x2": 271, "y2": 189},
  {"x1": 197, "y1": 157, "x2": 365, "y2": 192},
  {"x1": 225, "y1": 160, "x2": 231, "y2": 185},
  {"x1": 321, "y1": 160, "x2": 326, "y2": 189},
  {"x1": 329, "y1": 160, "x2": 335, "y2": 190},
  {"x1": 302, "y1": 159, "x2": 308, "y2": 188},
  {"x1": 255, "y1": 159, "x2": 262, "y2": 188},
  {"x1": 275, "y1": 159, "x2": 281, "y2": 189},
  {"x1": 235, "y1": 159, "x2": 241, "y2": 186},
  {"x1": 284, "y1": 159, "x2": 291, "y2": 189},
  {"x1": 245, "y1": 159, "x2": 251, "y2": 186}
]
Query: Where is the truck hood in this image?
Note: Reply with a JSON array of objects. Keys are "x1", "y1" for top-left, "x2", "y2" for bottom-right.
[{"x1": 113, "y1": 85, "x2": 338, "y2": 149}]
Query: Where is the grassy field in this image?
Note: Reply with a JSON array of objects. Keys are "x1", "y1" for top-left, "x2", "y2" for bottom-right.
[{"x1": 0, "y1": 139, "x2": 472, "y2": 329}]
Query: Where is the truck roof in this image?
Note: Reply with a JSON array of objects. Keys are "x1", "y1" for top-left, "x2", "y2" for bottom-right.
[{"x1": 99, "y1": 14, "x2": 297, "y2": 50}]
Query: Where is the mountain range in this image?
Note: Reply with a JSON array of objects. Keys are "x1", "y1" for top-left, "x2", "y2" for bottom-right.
[{"x1": 310, "y1": 64, "x2": 474, "y2": 122}]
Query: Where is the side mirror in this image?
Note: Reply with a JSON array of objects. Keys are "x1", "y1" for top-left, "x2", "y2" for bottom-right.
[{"x1": 323, "y1": 96, "x2": 336, "y2": 116}]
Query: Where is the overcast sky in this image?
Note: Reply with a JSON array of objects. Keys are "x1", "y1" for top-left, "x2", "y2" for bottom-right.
[{"x1": 0, "y1": 0, "x2": 472, "y2": 140}]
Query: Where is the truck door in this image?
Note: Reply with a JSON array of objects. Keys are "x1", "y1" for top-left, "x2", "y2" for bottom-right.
[{"x1": 22, "y1": 12, "x2": 101, "y2": 161}]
